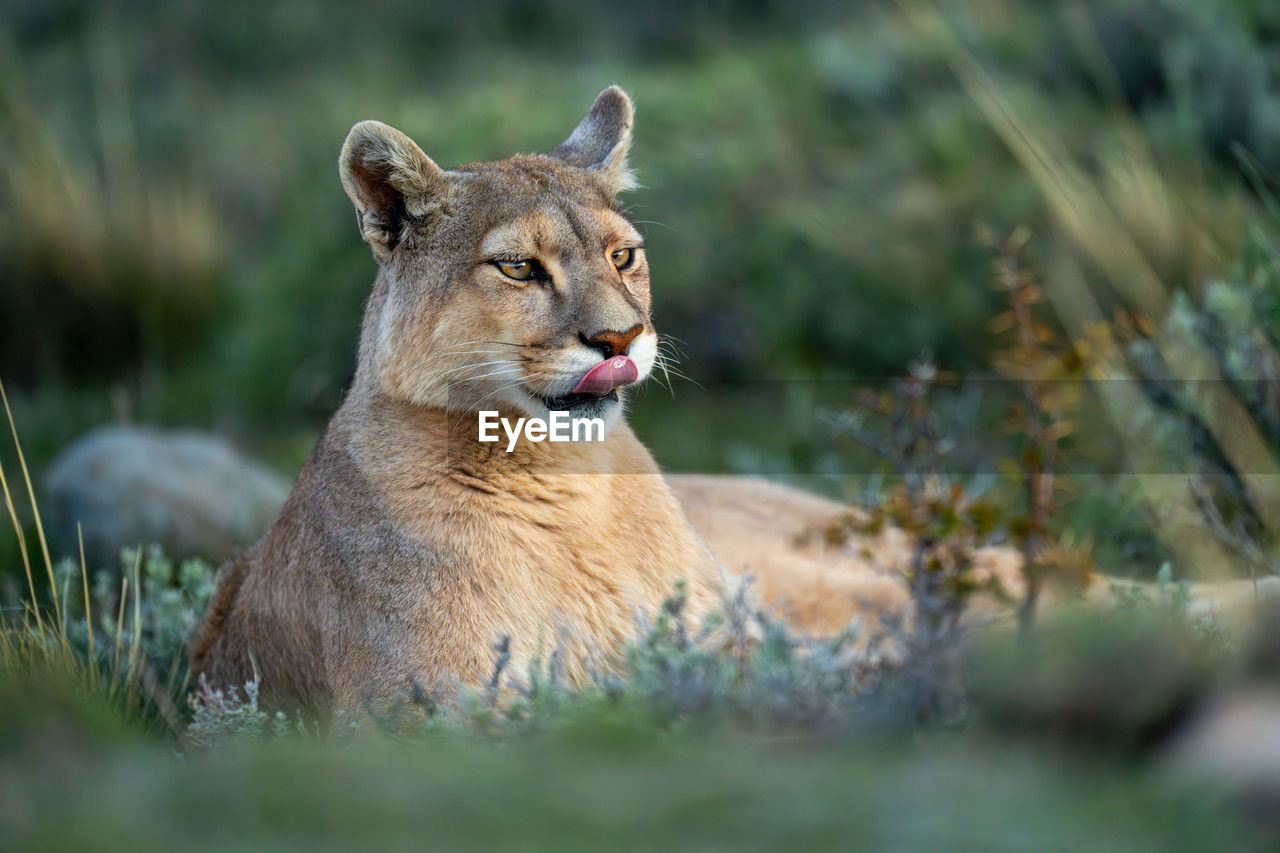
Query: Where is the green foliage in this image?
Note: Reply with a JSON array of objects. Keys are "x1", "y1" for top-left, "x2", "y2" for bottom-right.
[
  {"x1": 6, "y1": 0, "x2": 1277, "y2": 474},
  {"x1": 67, "y1": 546, "x2": 214, "y2": 690},
  {"x1": 1101, "y1": 224, "x2": 1280, "y2": 577},
  {"x1": 2, "y1": 546, "x2": 214, "y2": 738},
  {"x1": 4, "y1": 699, "x2": 1265, "y2": 851},
  {"x1": 0, "y1": 60, "x2": 224, "y2": 386},
  {"x1": 964, "y1": 604, "x2": 1222, "y2": 752},
  {"x1": 1087, "y1": 0, "x2": 1280, "y2": 177},
  {"x1": 829, "y1": 356, "x2": 1007, "y2": 650}
]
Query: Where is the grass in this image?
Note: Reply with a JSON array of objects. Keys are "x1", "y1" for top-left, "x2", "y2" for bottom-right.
[
  {"x1": 0, "y1": 381, "x2": 197, "y2": 735},
  {"x1": 1, "y1": 707, "x2": 1262, "y2": 851}
]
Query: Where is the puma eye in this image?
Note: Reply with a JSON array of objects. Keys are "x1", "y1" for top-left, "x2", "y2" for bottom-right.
[
  {"x1": 495, "y1": 259, "x2": 536, "y2": 281},
  {"x1": 610, "y1": 248, "x2": 634, "y2": 270}
]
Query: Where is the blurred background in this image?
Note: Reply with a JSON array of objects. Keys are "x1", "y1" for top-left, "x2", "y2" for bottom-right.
[
  {"x1": 5, "y1": 0, "x2": 1280, "y2": 580},
  {"x1": 7, "y1": 5, "x2": 1280, "y2": 844}
]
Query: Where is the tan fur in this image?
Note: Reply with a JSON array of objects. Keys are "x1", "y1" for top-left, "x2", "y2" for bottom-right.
[
  {"x1": 668, "y1": 475, "x2": 1034, "y2": 633},
  {"x1": 671, "y1": 474, "x2": 1280, "y2": 636},
  {"x1": 670, "y1": 475, "x2": 912, "y2": 633}
]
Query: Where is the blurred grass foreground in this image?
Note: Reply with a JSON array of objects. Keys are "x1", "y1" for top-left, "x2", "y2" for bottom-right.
[{"x1": 6, "y1": 0, "x2": 1280, "y2": 848}]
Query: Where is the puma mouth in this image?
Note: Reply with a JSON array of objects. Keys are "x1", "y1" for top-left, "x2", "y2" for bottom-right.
[{"x1": 532, "y1": 389, "x2": 620, "y2": 411}]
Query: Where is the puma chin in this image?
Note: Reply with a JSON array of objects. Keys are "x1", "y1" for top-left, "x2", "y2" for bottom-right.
[{"x1": 518, "y1": 387, "x2": 619, "y2": 430}]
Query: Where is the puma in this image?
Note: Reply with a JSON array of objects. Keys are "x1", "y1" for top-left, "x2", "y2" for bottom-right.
[{"x1": 190, "y1": 87, "x2": 726, "y2": 711}]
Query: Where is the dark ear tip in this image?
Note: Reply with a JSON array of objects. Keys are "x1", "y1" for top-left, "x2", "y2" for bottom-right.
[{"x1": 592, "y1": 85, "x2": 634, "y2": 126}]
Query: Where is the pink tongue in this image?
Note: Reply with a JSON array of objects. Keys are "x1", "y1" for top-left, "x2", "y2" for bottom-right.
[{"x1": 572, "y1": 355, "x2": 639, "y2": 395}]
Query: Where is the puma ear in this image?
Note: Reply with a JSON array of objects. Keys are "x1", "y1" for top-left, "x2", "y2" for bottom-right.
[
  {"x1": 550, "y1": 86, "x2": 637, "y2": 195},
  {"x1": 339, "y1": 120, "x2": 445, "y2": 260}
]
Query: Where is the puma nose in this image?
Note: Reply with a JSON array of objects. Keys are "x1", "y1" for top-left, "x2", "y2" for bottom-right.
[{"x1": 581, "y1": 324, "x2": 643, "y2": 359}]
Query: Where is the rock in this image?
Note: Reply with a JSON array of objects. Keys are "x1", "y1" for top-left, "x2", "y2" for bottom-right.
[
  {"x1": 1160, "y1": 688, "x2": 1280, "y2": 802},
  {"x1": 44, "y1": 425, "x2": 290, "y2": 568}
]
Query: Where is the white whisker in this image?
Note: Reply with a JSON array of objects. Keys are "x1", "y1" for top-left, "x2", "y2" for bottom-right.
[
  {"x1": 452, "y1": 373, "x2": 544, "y2": 431},
  {"x1": 443, "y1": 367, "x2": 522, "y2": 392},
  {"x1": 437, "y1": 360, "x2": 519, "y2": 380}
]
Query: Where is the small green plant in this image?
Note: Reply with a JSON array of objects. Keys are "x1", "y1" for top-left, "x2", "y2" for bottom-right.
[
  {"x1": 1108, "y1": 226, "x2": 1280, "y2": 586},
  {"x1": 825, "y1": 356, "x2": 1001, "y2": 723},
  {"x1": 0, "y1": 382, "x2": 205, "y2": 738},
  {"x1": 987, "y1": 227, "x2": 1094, "y2": 628}
]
